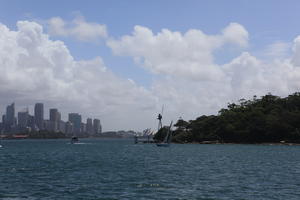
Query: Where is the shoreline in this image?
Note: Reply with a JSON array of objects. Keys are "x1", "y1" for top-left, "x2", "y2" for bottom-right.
[{"x1": 2, "y1": 137, "x2": 300, "y2": 145}]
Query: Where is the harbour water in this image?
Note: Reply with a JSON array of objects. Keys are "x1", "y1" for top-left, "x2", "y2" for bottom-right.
[{"x1": 0, "y1": 139, "x2": 300, "y2": 199}]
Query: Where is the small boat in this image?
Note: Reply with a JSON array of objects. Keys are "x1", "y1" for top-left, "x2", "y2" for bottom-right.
[
  {"x1": 71, "y1": 136, "x2": 79, "y2": 144},
  {"x1": 156, "y1": 121, "x2": 173, "y2": 147}
]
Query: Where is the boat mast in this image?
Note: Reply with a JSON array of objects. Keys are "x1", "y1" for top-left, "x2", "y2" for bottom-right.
[{"x1": 157, "y1": 105, "x2": 164, "y2": 131}]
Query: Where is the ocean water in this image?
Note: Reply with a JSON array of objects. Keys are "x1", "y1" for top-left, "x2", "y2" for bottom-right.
[{"x1": 0, "y1": 139, "x2": 300, "y2": 200}]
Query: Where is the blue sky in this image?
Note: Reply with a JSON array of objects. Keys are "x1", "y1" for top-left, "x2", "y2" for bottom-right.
[{"x1": 1, "y1": 0, "x2": 300, "y2": 130}]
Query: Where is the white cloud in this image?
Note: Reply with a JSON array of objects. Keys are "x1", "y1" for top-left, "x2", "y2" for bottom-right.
[
  {"x1": 107, "y1": 23, "x2": 248, "y2": 81},
  {"x1": 47, "y1": 16, "x2": 107, "y2": 42},
  {"x1": 107, "y1": 24, "x2": 300, "y2": 121},
  {"x1": 291, "y1": 36, "x2": 300, "y2": 66},
  {"x1": 0, "y1": 21, "x2": 156, "y2": 131},
  {"x1": 259, "y1": 41, "x2": 291, "y2": 60},
  {"x1": 222, "y1": 23, "x2": 249, "y2": 47}
]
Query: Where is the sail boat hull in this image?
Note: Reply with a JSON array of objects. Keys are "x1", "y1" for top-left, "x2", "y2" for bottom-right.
[{"x1": 156, "y1": 121, "x2": 173, "y2": 147}]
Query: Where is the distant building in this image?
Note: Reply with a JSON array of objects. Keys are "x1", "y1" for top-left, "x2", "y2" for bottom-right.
[
  {"x1": 81, "y1": 123, "x2": 86, "y2": 134},
  {"x1": 49, "y1": 108, "x2": 59, "y2": 132},
  {"x1": 86, "y1": 118, "x2": 94, "y2": 135},
  {"x1": 44, "y1": 120, "x2": 51, "y2": 131},
  {"x1": 27, "y1": 115, "x2": 36, "y2": 131},
  {"x1": 65, "y1": 121, "x2": 74, "y2": 136},
  {"x1": 93, "y1": 119, "x2": 101, "y2": 134},
  {"x1": 68, "y1": 113, "x2": 82, "y2": 134},
  {"x1": 5, "y1": 102, "x2": 15, "y2": 124},
  {"x1": 2, "y1": 114, "x2": 6, "y2": 124},
  {"x1": 18, "y1": 110, "x2": 28, "y2": 128},
  {"x1": 58, "y1": 120, "x2": 66, "y2": 133},
  {"x1": 34, "y1": 103, "x2": 44, "y2": 130},
  {"x1": 5, "y1": 103, "x2": 16, "y2": 133}
]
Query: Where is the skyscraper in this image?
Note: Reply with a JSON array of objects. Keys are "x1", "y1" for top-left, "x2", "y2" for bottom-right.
[
  {"x1": 93, "y1": 119, "x2": 101, "y2": 134},
  {"x1": 86, "y1": 118, "x2": 94, "y2": 135},
  {"x1": 5, "y1": 103, "x2": 15, "y2": 132},
  {"x1": 6, "y1": 103, "x2": 15, "y2": 127},
  {"x1": 34, "y1": 103, "x2": 44, "y2": 130},
  {"x1": 18, "y1": 110, "x2": 28, "y2": 128},
  {"x1": 68, "y1": 113, "x2": 82, "y2": 134},
  {"x1": 49, "y1": 108, "x2": 59, "y2": 132}
]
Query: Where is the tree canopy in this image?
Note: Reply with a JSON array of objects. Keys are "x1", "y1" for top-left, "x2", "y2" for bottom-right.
[{"x1": 165, "y1": 92, "x2": 300, "y2": 143}]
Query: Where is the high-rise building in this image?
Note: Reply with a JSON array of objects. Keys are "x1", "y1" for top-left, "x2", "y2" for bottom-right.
[
  {"x1": 5, "y1": 103, "x2": 15, "y2": 132},
  {"x1": 93, "y1": 119, "x2": 101, "y2": 134},
  {"x1": 58, "y1": 120, "x2": 66, "y2": 133},
  {"x1": 27, "y1": 115, "x2": 36, "y2": 131},
  {"x1": 49, "y1": 108, "x2": 59, "y2": 132},
  {"x1": 86, "y1": 118, "x2": 94, "y2": 135},
  {"x1": 18, "y1": 110, "x2": 28, "y2": 128},
  {"x1": 6, "y1": 103, "x2": 15, "y2": 127},
  {"x1": 66, "y1": 121, "x2": 74, "y2": 135},
  {"x1": 34, "y1": 103, "x2": 44, "y2": 130},
  {"x1": 2, "y1": 114, "x2": 6, "y2": 124},
  {"x1": 81, "y1": 123, "x2": 86, "y2": 134},
  {"x1": 68, "y1": 113, "x2": 81, "y2": 134}
]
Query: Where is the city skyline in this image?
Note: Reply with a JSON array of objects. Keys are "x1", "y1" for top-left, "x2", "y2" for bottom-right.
[{"x1": 0, "y1": 101, "x2": 102, "y2": 135}]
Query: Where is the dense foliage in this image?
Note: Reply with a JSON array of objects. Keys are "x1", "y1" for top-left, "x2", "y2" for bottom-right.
[{"x1": 169, "y1": 93, "x2": 300, "y2": 143}]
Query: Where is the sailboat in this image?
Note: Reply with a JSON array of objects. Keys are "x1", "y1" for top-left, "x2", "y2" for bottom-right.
[{"x1": 156, "y1": 121, "x2": 173, "y2": 147}]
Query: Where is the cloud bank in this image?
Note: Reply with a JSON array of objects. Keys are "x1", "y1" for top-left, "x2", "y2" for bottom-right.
[
  {"x1": 1, "y1": 20, "x2": 300, "y2": 131},
  {"x1": 107, "y1": 23, "x2": 248, "y2": 81}
]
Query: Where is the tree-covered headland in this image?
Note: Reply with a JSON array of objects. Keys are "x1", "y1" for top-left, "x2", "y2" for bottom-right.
[{"x1": 155, "y1": 93, "x2": 300, "y2": 143}]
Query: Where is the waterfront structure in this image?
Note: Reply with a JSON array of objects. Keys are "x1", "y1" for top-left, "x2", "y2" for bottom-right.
[
  {"x1": 93, "y1": 119, "x2": 101, "y2": 134},
  {"x1": 34, "y1": 103, "x2": 44, "y2": 130},
  {"x1": 68, "y1": 113, "x2": 82, "y2": 134}
]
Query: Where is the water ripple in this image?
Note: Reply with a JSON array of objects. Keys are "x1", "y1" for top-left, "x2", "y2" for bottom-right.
[{"x1": 1, "y1": 140, "x2": 300, "y2": 199}]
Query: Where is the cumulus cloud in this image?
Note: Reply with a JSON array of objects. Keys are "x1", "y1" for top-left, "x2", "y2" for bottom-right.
[
  {"x1": 291, "y1": 36, "x2": 300, "y2": 66},
  {"x1": 0, "y1": 21, "x2": 156, "y2": 131},
  {"x1": 107, "y1": 23, "x2": 248, "y2": 81},
  {"x1": 47, "y1": 16, "x2": 107, "y2": 42},
  {"x1": 107, "y1": 24, "x2": 300, "y2": 120},
  {"x1": 222, "y1": 23, "x2": 249, "y2": 47}
]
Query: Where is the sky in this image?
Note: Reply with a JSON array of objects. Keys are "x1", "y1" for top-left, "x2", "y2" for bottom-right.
[{"x1": 1, "y1": 0, "x2": 300, "y2": 131}]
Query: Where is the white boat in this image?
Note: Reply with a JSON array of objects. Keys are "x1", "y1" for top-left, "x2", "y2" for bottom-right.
[{"x1": 156, "y1": 121, "x2": 173, "y2": 147}]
